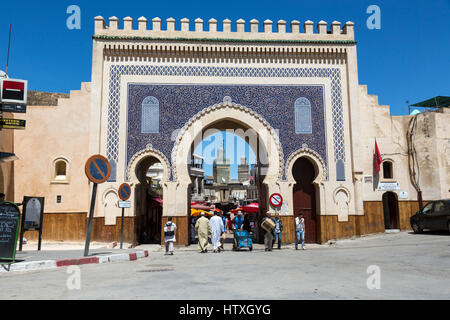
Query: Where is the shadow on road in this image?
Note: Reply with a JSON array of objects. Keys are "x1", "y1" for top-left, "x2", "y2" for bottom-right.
[{"x1": 408, "y1": 231, "x2": 450, "y2": 237}]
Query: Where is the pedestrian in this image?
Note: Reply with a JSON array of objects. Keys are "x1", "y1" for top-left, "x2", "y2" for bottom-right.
[
  {"x1": 220, "y1": 212, "x2": 228, "y2": 250},
  {"x1": 295, "y1": 214, "x2": 306, "y2": 250},
  {"x1": 190, "y1": 218, "x2": 196, "y2": 244},
  {"x1": 221, "y1": 211, "x2": 228, "y2": 232},
  {"x1": 274, "y1": 213, "x2": 283, "y2": 249},
  {"x1": 243, "y1": 213, "x2": 251, "y2": 233},
  {"x1": 227, "y1": 213, "x2": 234, "y2": 234},
  {"x1": 195, "y1": 212, "x2": 212, "y2": 253},
  {"x1": 210, "y1": 211, "x2": 225, "y2": 253},
  {"x1": 233, "y1": 211, "x2": 244, "y2": 231},
  {"x1": 262, "y1": 212, "x2": 276, "y2": 252},
  {"x1": 164, "y1": 217, "x2": 177, "y2": 255}
]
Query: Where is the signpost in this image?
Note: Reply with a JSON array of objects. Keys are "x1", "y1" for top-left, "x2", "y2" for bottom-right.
[
  {"x1": 0, "y1": 78, "x2": 28, "y2": 132},
  {"x1": 0, "y1": 202, "x2": 21, "y2": 271},
  {"x1": 0, "y1": 118, "x2": 25, "y2": 130},
  {"x1": 19, "y1": 197, "x2": 45, "y2": 252},
  {"x1": 269, "y1": 193, "x2": 283, "y2": 216},
  {"x1": 269, "y1": 193, "x2": 283, "y2": 208},
  {"x1": 0, "y1": 104, "x2": 26, "y2": 114},
  {"x1": 84, "y1": 155, "x2": 111, "y2": 257},
  {"x1": 118, "y1": 183, "x2": 131, "y2": 249}
]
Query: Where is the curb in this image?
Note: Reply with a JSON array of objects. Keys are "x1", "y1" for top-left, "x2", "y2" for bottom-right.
[{"x1": 0, "y1": 250, "x2": 149, "y2": 274}]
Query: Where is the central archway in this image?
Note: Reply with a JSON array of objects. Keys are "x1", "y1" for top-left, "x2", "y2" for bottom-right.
[
  {"x1": 173, "y1": 102, "x2": 283, "y2": 185},
  {"x1": 172, "y1": 101, "x2": 284, "y2": 245}
]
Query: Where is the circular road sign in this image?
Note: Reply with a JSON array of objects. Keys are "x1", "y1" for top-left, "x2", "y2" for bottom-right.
[
  {"x1": 85, "y1": 155, "x2": 111, "y2": 184},
  {"x1": 269, "y1": 193, "x2": 283, "y2": 208},
  {"x1": 118, "y1": 183, "x2": 132, "y2": 201}
]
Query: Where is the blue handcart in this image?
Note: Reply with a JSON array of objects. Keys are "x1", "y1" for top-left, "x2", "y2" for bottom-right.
[{"x1": 233, "y1": 230, "x2": 253, "y2": 251}]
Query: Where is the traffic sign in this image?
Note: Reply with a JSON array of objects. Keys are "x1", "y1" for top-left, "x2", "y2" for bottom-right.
[
  {"x1": 118, "y1": 201, "x2": 131, "y2": 209},
  {"x1": 1, "y1": 103, "x2": 27, "y2": 114},
  {"x1": 269, "y1": 193, "x2": 283, "y2": 208},
  {"x1": 0, "y1": 79, "x2": 28, "y2": 105},
  {"x1": 85, "y1": 155, "x2": 111, "y2": 184},
  {"x1": 0, "y1": 118, "x2": 26, "y2": 130},
  {"x1": 118, "y1": 183, "x2": 131, "y2": 201}
]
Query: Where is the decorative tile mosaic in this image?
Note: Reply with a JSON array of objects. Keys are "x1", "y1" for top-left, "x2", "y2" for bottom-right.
[
  {"x1": 126, "y1": 84, "x2": 327, "y2": 181},
  {"x1": 106, "y1": 65, "x2": 345, "y2": 182}
]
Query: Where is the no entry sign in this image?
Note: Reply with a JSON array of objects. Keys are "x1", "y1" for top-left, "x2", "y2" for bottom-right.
[
  {"x1": 85, "y1": 155, "x2": 111, "y2": 184},
  {"x1": 269, "y1": 193, "x2": 283, "y2": 208},
  {"x1": 118, "y1": 183, "x2": 131, "y2": 201}
]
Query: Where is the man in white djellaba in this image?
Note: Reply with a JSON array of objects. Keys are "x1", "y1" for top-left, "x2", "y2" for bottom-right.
[{"x1": 210, "y1": 211, "x2": 225, "y2": 253}]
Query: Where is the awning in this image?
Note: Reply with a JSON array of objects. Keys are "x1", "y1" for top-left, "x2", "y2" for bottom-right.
[
  {"x1": 410, "y1": 96, "x2": 450, "y2": 108},
  {"x1": 0, "y1": 152, "x2": 18, "y2": 163}
]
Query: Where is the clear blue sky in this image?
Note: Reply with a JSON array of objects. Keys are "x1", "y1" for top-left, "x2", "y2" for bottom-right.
[
  {"x1": 194, "y1": 132, "x2": 256, "y2": 180},
  {"x1": 1, "y1": 0, "x2": 448, "y2": 117}
]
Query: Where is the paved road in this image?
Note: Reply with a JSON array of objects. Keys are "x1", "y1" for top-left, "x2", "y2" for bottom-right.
[{"x1": 1, "y1": 231, "x2": 449, "y2": 300}]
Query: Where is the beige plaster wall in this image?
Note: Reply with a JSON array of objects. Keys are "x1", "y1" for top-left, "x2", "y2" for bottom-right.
[
  {"x1": 358, "y1": 85, "x2": 449, "y2": 201},
  {"x1": 13, "y1": 83, "x2": 91, "y2": 213},
  {"x1": 0, "y1": 112, "x2": 15, "y2": 201}
]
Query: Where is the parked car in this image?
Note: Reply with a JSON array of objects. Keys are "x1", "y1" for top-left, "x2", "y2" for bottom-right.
[{"x1": 410, "y1": 199, "x2": 450, "y2": 233}]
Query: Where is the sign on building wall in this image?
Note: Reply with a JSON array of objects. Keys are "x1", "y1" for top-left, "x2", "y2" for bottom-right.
[
  {"x1": 378, "y1": 182, "x2": 400, "y2": 191},
  {"x1": 0, "y1": 118, "x2": 26, "y2": 130},
  {"x1": 399, "y1": 191, "x2": 409, "y2": 199},
  {"x1": 0, "y1": 79, "x2": 28, "y2": 105}
]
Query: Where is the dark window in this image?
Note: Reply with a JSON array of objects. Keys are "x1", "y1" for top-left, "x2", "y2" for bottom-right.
[
  {"x1": 383, "y1": 161, "x2": 393, "y2": 179},
  {"x1": 57, "y1": 196, "x2": 62, "y2": 204}
]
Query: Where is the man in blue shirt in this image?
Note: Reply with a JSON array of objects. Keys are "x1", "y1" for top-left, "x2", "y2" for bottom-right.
[{"x1": 233, "y1": 212, "x2": 244, "y2": 231}]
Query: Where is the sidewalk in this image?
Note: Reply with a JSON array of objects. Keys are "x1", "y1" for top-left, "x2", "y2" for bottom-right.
[{"x1": 0, "y1": 241, "x2": 149, "y2": 274}]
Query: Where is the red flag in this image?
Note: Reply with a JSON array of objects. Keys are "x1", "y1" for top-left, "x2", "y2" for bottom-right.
[{"x1": 374, "y1": 140, "x2": 383, "y2": 173}]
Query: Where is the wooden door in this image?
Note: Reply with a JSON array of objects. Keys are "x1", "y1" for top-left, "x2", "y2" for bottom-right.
[
  {"x1": 292, "y1": 158, "x2": 317, "y2": 243},
  {"x1": 383, "y1": 192, "x2": 399, "y2": 230}
]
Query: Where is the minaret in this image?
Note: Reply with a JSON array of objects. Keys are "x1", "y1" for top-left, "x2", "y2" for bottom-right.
[{"x1": 213, "y1": 138, "x2": 230, "y2": 184}]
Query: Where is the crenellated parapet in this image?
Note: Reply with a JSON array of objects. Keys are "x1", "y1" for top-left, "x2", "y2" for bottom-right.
[{"x1": 93, "y1": 16, "x2": 355, "y2": 43}]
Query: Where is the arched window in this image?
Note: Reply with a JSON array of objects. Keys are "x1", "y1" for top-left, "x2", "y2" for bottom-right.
[
  {"x1": 295, "y1": 97, "x2": 312, "y2": 134},
  {"x1": 52, "y1": 158, "x2": 69, "y2": 183},
  {"x1": 141, "y1": 96, "x2": 160, "y2": 134},
  {"x1": 383, "y1": 161, "x2": 394, "y2": 179}
]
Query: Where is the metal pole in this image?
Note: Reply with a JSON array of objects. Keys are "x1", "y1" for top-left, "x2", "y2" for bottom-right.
[
  {"x1": 84, "y1": 183, "x2": 98, "y2": 257},
  {"x1": 120, "y1": 208, "x2": 125, "y2": 249},
  {"x1": 5, "y1": 24, "x2": 11, "y2": 76}
]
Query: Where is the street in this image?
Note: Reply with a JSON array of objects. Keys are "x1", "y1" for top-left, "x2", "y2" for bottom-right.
[{"x1": 1, "y1": 231, "x2": 449, "y2": 300}]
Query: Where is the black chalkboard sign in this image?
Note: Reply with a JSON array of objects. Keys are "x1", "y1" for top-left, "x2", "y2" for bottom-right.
[{"x1": 0, "y1": 202, "x2": 21, "y2": 261}]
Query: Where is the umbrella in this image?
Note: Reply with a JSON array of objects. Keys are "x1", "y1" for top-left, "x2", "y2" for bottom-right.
[
  {"x1": 242, "y1": 203, "x2": 259, "y2": 213},
  {"x1": 230, "y1": 208, "x2": 243, "y2": 214},
  {"x1": 191, "y1": 209, "x2": 214, "y2": 217},
  {"x1": 191, "y1": 204, "x2": 212, "y2": 211}
]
